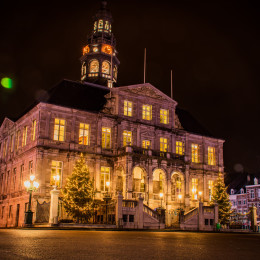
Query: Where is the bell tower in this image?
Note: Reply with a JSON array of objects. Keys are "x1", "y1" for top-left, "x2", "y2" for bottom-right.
[{"x1": 80, "y1": 1, "x2": 120, "y2": 88}]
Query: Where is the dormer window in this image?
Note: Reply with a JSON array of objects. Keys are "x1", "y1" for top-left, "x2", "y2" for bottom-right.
[{"x1": 98, "y1": 20, "x2": 103, "y2": 31}]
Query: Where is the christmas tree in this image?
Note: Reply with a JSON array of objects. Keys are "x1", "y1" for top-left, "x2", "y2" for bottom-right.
[
  {"x1": 62, "y1": 153, "x2": 95, "y2": 222},
  {"x1": 210, "y1": 173, "x2": 232, "y2": 224}
]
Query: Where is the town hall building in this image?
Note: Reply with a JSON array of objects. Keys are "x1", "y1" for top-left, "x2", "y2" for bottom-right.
[{"x1": 0, "y1": 1, "x2": 224, "y2": 228}]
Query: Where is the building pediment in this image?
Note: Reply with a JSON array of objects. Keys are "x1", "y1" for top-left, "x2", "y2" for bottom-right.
[
  {"x1": 117, "y1": 83, "x2": 177, "y2": 106},
  {"x1": 0, "y1": 117, "x2": 15, "y2": 133}
]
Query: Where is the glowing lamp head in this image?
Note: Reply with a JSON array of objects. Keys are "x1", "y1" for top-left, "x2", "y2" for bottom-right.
[
  {"x1": 199, "y1": 191, "x2": 202, "y2": 196},
  {"x1": 33, "y1": 181, "x2": 39, "y2": 189},
  {"x1": 1, "y1": 77, "x2": 13, "y2": 89},
  {"x1": 106, "y1": 181, "x2": 110, "y2": 188},
  {"x1": 24, "y1": 180, "x2": 31, "y2": 189},
  {"x1": 159, "y1": 192, "x2": 163, "y2": 198},
  {"x1": 30, "y1": 175, "x2": 35, "y2": 181},
  {"x1": 178, "y1": 194, "x2": 182, "y2": 200}
]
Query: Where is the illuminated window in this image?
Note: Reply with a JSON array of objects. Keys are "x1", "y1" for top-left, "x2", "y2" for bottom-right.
[
  {"x1": 176, "y1": 141, "x2": 184, "y2": 155},
  {"x1": 22, "y1": 126, "x2": 28, "y2": 147},
  {"x1": 10, "y1": 134, "x2": 14, "y2": 153},
  {"x1": 53, "y1": 119, "x2": 65, "y2": 141},
  {"x1": 51, "y1": 161, "x2": 62, "y2": 187},
  {"x1": 89, "y1": 60, "x2": 99, "y2": 73},
  {"x1": 94, "y1": 21, "x2": 97, "y2": 32},
  {"x1": 16, "y1": 130, "x2": 20, "y2": 151},
  {"x1": 208, "y1": 180, "x2": 213, "y2": 201},
  {"x1": 192, "y1": 178, "x2": 198, "y2": 200},
  {"x1": 98, "y1": 20, "x2": 103, "y2": 30},
  {"x1": 109, "y1": 24, "x2": 112, "y2": 32},
  {"x1": 102, "y1": 127, "x2": 111, "y2": 149},
  {"x1": 142, "y1": 105, "x2": 152, "y2": 120},
  {"x1": 191, "y1": 144, "x2": 199, "y2": 163},
  {"x1": 101, "y1": 166, "x2": 110, "y2": 192},
  {"x1": 3, "y1": 139, "x2": 7, "y2": 157},
  {"x1": 160, "y1": 109, "x2": 169, "y2": 124},
  {"x1": 133, "y1": 167, "x2": 145, "y2": 193},
  {"x1": 79, "y1": 123, "x2": 90, "y2": 145},
  {"x1": 123, "y1": 131, "x2": 132, "y2": 146},
  {"x1": 32, "y1": 120, "x2": 36, "y2": 141},
  {"x1": 104, "y1": 21, "x2": 109, "y2": 32},
  {"x1": 102, "y1": 60, "x2": 111, "y2": 75},
  {"x1": 124, "y1": 101, "x2": 132, "y2": 117},
  {"x1": 160, "y1": 138, "x2": 168, "y2": 152},
  {"x1": 142, "y1": 140, "x2": 151, "y2": 149},
  {"x1": 208, "y1": 147, "x2": 216, "y2": 165}
]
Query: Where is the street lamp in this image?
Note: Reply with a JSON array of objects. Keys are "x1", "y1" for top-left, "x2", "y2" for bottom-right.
[
  {"x1": 24, "y1": 175, "x2": 39, "y2": 226},
  {"x1": 198, "y1": 191, "x2": 202, "y2": 202},
  {"x1": 159, "y1": 192, "x2": 163, "y2": 208},
  {"x1": 178, "y1": 194, "x2": 182, "y2": 223}
]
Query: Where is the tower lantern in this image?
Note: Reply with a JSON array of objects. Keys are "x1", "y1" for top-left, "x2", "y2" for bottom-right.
[{"x1": 80, "y1": 1, "x2": 120, "y2": 88}]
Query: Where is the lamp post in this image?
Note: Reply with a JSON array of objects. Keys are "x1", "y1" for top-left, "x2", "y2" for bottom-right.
[
  {"x1": 24, "y1": 175, "x2": 39, "y2": 226},
  {"x1": 178, "y1": 194, "x2": 182, "y2": 223},
  {"x1": 198, "y1": 191, "x2": 202, "y2": 202},
  {"x1": 159, "y1": 192, "x2": 163, "y2": 208}
]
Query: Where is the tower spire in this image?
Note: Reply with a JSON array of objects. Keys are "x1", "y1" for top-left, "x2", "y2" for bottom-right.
[{"x1": 80, "y1": 1, "x2": 120, "y2": 87}]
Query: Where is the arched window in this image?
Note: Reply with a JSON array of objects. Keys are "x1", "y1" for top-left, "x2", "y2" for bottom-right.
[
  {"x1": 89, "y1": 60, "x2": 99, "y2": 73},
  {"x1": 98, "y1": 20, "x2": 103, "y2": 31},
  {"x1": 104, "y1": 21, "x2": 109, "y2": 32},
  {"x1": 133, "y1": 167, "x2": 145, "y2": 193},
  {"x1": 102, "y1": 60, "x2": 111, "y2": 75},
  {"x1": 81, "y1": 62, "x2": 86, "y2": 76},
  {"x1": 171, "y1": 174, "x2": 182, "y2": 200},
  {"x1": 153, "y1": 169, "x2": 164, "y2": 194},
  {"x1": 113, "y1": 66, "x2": 118, "y2": 81}
]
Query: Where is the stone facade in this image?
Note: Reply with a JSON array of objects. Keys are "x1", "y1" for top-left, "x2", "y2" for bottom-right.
[{"x1": 0, "y1": 82, "x2": 224, "y2": 227}]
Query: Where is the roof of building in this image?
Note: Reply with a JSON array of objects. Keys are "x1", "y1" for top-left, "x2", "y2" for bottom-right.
[
  {"x1": 226, "y1": 171, "x2": 260, "y2": 194},
  {"x1": 10, "y1": 79, "x2": 217, "y2": 139}
]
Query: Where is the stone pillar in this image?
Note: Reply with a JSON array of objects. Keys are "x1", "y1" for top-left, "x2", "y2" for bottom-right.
[
  {"x1": 116, "y1": 193, "x2": 123, "y2": 228},
  {"x1": 95, "y1": 159, "x2": 101, "y2": 199},
  {"x1": 251, "y1": 206, "x2": 257, "y2": 231},
  {"x1": 198, "y1": 201, "x2": 203, "y2": 231},
  {"x1": 137, "y1": 196, "x2": 144, "y2": 229},
  {"x1": 203, "y1": 174, "x2": 207, "y2": 202},
  {"x1": 49, "y1": 189, "x2": 60, "y2": 225},
  {"x1": 184, "y1": 166, "x2": 190, "y2": 208}
]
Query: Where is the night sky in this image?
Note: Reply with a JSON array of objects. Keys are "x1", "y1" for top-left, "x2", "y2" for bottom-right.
[{"x1": 0, "y1": 0, "x2": 260, "y2": 174}]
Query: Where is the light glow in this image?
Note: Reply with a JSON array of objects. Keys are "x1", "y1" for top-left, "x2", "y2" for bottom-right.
[
  {"x1": 24, "y1": 180, "x2": 30, "y2": 189},
  {"x1": 33, "y1": 181, "x2": 39, "y2": 189},
  {"x1": 30, "y1": 175, "x2": 35, "y2": 181},
  {"x1": 159, "y1": 192, "x2": 163, "y2": 198},
  {"x1": 1, "y1": 77, "x2": 12, "y2": 89}
]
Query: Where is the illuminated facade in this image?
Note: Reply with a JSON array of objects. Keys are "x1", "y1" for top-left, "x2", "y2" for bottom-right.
[{"x1": 0, "y1": 2, "x2": 224, "y2": 227}]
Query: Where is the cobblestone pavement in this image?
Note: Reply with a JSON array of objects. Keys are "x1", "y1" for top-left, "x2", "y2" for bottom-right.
[{"x1": 0, "y1": 229, "x2": 259, "y2": 259}]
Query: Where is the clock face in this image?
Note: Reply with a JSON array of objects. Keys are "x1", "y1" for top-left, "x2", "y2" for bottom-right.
[
  {"x1": 102, "y1": 61, "x2": 110, "y2": 74},
  {"x1": 93, "y1": 47, "x2": 99, "y2": 52},
  {"x1": 102, "y1": 44, "x2": 112, "y2": 54},
  {"x1": 83, "y1": 45, "x2": 90, "y2": 55}
]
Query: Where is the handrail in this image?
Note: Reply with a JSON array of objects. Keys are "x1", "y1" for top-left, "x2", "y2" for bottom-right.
[{"x1": 143, "y1": 204, "x2": 160, "y2": 220}]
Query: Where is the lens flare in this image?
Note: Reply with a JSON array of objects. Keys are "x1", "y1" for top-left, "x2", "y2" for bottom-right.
[{"x1": 1, "y1": 77, "x2": 13, "y2": 89}]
